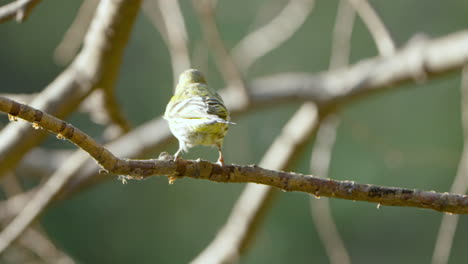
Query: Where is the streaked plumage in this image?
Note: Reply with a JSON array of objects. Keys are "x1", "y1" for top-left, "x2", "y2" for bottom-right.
[{"x1": 164, "y1": 69, "x2": 233, "y2": 165}]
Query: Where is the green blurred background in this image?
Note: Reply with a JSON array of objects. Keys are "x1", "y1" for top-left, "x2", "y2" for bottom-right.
[{"x1": 1, "y1": 0, "x2": 468, "y2": 263}]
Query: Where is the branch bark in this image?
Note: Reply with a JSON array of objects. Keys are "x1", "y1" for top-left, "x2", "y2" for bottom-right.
[{"x1": 1, "y1": 96, "x2": 468, "y2": 215}]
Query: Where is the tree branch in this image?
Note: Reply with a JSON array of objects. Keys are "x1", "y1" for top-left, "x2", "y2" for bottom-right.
[
  {"x1": 243, "y1": 30, "x2": 468, "y2": 110},
  {"x1": 0, "y1": 0, "x2": 41, "y2": 23},
  {"x1": 193, "y1": 0, "x2": 249, "y2": 105},
  {"x1": 309, "y1": 116, "x2": 351, "y2": 264},
  {"x1": 231, "y1": 0, "x2": 316, "y2": 72},
  {"x1": 53, "y1": 0, "x2": 99, "y2": 65},
  {"x1": 157, "y1": 0, "x2": 191, "y2": 82},
  {"x1": 348, "y1": 0, "x2": 395, "y2": 56},
  {"x1": 1, "y1": 97, "x2": 468, "y2": 215},
  {"x1": 431, "y1": 65, "x2": 468, "y2": 264}
]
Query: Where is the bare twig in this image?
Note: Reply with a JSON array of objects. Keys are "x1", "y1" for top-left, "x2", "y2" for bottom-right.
[
  {"x1": 309, "y1": 116, "x2": 350, "y2": 264},
  {"x1": 142, "y1": 0, "x2": 169, "y2": 44},
  {"x1": 329, "y1": 0, "x2": 355, "y2": 69},
  {"x1": 232, "y1": 0, "x2": 316, "y2": 72},
  {"x1": 0, "y1": 0, "x2": 142, "y2": 178},
  {"x1": 0, "y1": 190, "x2": 35, "y2": 221},
  {"x1": 100, "y1": 86, "x2": 132, "y2": 135},
  {"x1": 0, "y1": 150, "x2": 89, "y2": 253},
  {"x1": 348, "y1": 0, "x2": 395, "y2": 56},
  {"x1": 431, "y1": 66, "x2": 468, "y2": 264},
  {"x1": 54, "y1": 0, "x2": 99, "y2": 65},
  {"x1": 1, "y1": 174, "x2": 75, "y2": 263},
  {"x1": 19, "y1": 228, "x2": 75, "y2": 264},
  {"x1": 192, "y1": 0, "x2": 249, "y2": 104},
  {"x1": 192, "y1": 184, "x2": 277, "y2": 264},
  {"x1": 156, "y1": 0, "x2": 191, "y2": 83},
  {"x1": 243, "y1": 30, "x2": 468, "y2": 110},
  {"x1": 0, "y1": 0, "x2": 41, "y2": 23},
  {"x1": 307, "y1": 3, "x2": 354, "y2": 262},
  {"x1": 2, "y1": 97, "x2": 468, "y2": 213},
  {"x1": 192, "y1": 103, "x2": 320, "y2": 264}
]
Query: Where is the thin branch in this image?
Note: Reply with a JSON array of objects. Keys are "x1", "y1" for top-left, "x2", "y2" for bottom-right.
[
  {"x1": 142, "y1": 0, "x2": 169, "y2": 45},
  {"x1": 243, "y1": 30, "x2": 468, "y2": 110},
  {"x1": 19, "y1": 228, "x2": 75, "y2": 264},
  {"x1": 1, "y1": 97, "x2": 468, "y2": 214},
  {"x1": 431, "y1": 66, "x2": 468, "y2": 264},
  {"x1": 309, "y1": 116, "x2": 350, "y2": 264},
  {"x1": 348, "y1": 0, "x2": 395, "y2": 56},
  {"x1": 192, "y1": 103, "x2": 320, "y2": 264},
  {"x1": 156, "y1": 0, "x2": 191, "y2": 83},
  {"x1": 100, "y1": 85, "x2": 132, "y2": 135},
  {"x1": 0, "y1": 0, "x2": 41, "y2": 23},
  {"x1": 329, "y1": 0, "x2": 355, "y2": 69},
  {"x1": 2, "y1": 98, "x2": 468, "y2": 257},
  {"x1": 0, "y1": 150, "x2": 89, "y2": 253},
  {"x1": 192, "y1": 0, "x2": 249, "y2": 105},
  {"x1": 1, "y1": 174, "x2": 75, "y2": 263},
  {"x1": 307, "y1": 3, "x2": 353, "y2": 262},
  {"x1": 0, "y1": 190, "x2": 35, "y2": 222},
  {"x1": 0, "y1": 0, "x2": 142, "y2": 179},
  {"x1": 192, "y1": 184, "x2": 277, "y2": 264},
  {"x1": 231, "y1": 0, "x2": 316, "y2": 72},
  {"x1": 54, "y1": 0, "x2": 99, "y2": 65}
]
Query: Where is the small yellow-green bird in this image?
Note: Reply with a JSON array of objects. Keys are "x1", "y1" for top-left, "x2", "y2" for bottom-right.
[{"x1": 164, "y1": 69, "x2": 234, "y2": 165}]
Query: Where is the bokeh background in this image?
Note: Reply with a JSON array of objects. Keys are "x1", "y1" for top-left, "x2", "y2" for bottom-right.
[{"x1": 1, "y1": 0, "x2": 468, "y2": 263}]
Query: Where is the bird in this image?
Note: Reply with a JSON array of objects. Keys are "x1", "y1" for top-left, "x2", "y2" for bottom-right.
[{"x1": 164, "y1": 69, "x2": 234, "y2": 165}]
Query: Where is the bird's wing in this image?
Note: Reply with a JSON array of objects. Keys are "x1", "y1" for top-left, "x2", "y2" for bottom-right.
[{"x1": 166, "y1": 96, "x2": 232, "y2": 124}]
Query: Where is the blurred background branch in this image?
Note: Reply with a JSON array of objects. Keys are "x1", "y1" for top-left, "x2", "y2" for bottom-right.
[
  {"x1": 232, "y1": 0, "x2": 316, "y2": 72},
  {"x1": 53, "y1": 0, "x2": 98, "y2": 66},
  {"x1": 431, "y1": 65, "x2": 468, "y2": 264},
  {"x1": 348, "y1": 0, "x2": 395, "y2": 56},
  {"x1": 193, "y1": 0, "x2": 249, "y2": 105},
  {"x1": 192, "y1": 103, "x2": 319, "y2": 264},
  {"x1": 0, "y1": 0, "x2": 42, "y2": 23}
]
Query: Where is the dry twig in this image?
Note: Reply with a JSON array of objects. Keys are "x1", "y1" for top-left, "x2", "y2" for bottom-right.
[
  {"x1": 232, "y1": 0, "x2": 316, "y2": 72},
  {"x1": 192, "y1": 0, "x2": 249, "y2": 104},
  {"x1": 348, "y1": 0, "x2": 395, "y2": 56},
  {"x1": 54, "y1": 0, "x2": 99, "y2": 65},
  {"x1": 309, "y1": 116, "x2": 350, "y2": 264},
  {"x1": 431, "y1": 66, "x2": 468, "y2": 264},
  {"x1": 0, "y1": 0, "x2": 41, "y2": 23},
  {"x1": 157, "y1": 0, "x2": 191, "y2": 82}
]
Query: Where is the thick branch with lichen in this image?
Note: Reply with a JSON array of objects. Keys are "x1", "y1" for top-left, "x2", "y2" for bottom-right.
[{"x1": 1, "y1": 96, "x2": 468, "y2": 214}]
